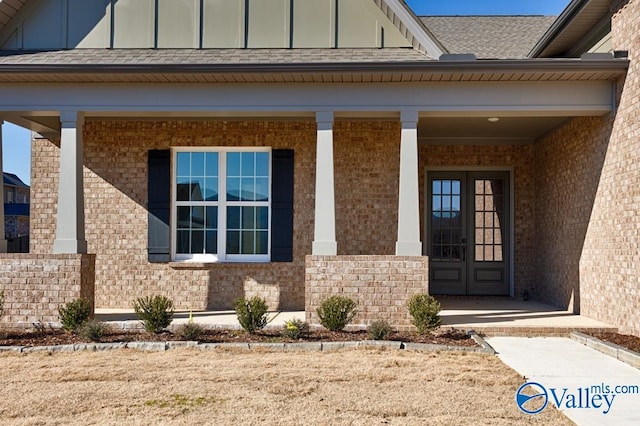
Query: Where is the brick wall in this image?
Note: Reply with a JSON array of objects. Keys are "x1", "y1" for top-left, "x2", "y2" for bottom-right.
[
  {"x1": 419, "y1": 145, "x2": 536, "y2": 299},
  {"x1": 0, "y1": 254, "x2": 95, "y2": 328},
  {"x1": 533, "y1": 0, "x2": 640, "y2": 336},
  {"x1": 305, "y1": 255, "x2": 428, "y2": 329},
  {"x1": 533, "y1": 116, "x2": 612, "y2": 313},
  {"x1": 30, "y1": 120, "x2": 402, "y2": 311},
  {"x1": 334, "y1": 121, "x2": 400, "y2": 255},
  {"x1": 581, "y1": 0, "x2": 639, "y2": 336}
]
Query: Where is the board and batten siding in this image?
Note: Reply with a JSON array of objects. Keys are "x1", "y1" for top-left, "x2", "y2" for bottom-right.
[{"x1": 0, "y1": 0, "x2": 412, "y2": 49}]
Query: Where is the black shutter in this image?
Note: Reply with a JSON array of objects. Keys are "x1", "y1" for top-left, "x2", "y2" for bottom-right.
[
  {"x1": 148, "y1": 150, "x2": 171, "y2": 263},
  {"x1": 271, "y1": 149, "x2": 294, "y2": 262}
]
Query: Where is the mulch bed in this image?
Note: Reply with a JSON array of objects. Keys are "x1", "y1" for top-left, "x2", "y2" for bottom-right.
[
  {"x1": 0, "y1": 327, "x2": 476, "y2": 348},
  {"x1": 586, "y1": 332, "x2": 640, "y2": 354}
]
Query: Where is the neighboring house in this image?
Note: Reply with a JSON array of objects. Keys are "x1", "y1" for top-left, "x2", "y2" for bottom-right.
[
  {"x1": 3, "y1": 172, "x2": 30, "y2": 252},
  {"x1": 0, "y1": 0, "x2": 637, "y2": 336}
]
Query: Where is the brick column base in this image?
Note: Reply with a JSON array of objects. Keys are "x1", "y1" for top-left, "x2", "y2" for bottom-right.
[
  {"x1": 305, "y1": 255, "x2": 429, "y2": 330},
  {"x1": 0, "y1": 254, "x2": 95, "y2": 328}
]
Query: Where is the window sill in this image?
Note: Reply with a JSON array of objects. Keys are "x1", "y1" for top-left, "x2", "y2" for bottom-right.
[
  {"x1": 169, "y1": 262, "x2": 213, "y2": 270},
  {"x1": 169, "y1": 260, "x2": 271, "y2": 269}
]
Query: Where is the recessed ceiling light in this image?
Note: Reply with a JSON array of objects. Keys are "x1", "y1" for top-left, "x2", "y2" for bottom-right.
[{"x1": 488, "y1": 117, "x2": 500, "y2": 122}]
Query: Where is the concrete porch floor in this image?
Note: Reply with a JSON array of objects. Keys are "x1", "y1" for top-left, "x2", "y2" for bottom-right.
[
  {"x1": 95, "y1": 298, "x2": 616, "y2": 336},
  {"x1": 437, "y1": 298, "x2": 616, "y2": 336}
]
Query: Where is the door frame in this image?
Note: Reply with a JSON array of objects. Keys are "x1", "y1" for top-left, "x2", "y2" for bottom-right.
[{"x1": 424, "y1": 166, "x2": 515, "y2": 297}]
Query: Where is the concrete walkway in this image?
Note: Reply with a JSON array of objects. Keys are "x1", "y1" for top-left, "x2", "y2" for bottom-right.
[{"x1": 487, "y1": 337, "x2": 640, "y2": 426}]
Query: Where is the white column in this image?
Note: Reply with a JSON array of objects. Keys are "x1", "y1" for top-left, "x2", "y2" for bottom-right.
[
  {"x1": 312, "y1": 111, "x2": 337, "y2": 255},
  {"x1": 396, "y1": 110, "x2": 422, "y2": 256},
  {"x1": 53, "y1": 111, "x2": 87, "y2": 254},
  {"x1": 0, "y1": 120, "x2": 6, "y2": 252}
]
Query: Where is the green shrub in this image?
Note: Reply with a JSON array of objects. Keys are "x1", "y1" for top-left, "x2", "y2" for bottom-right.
[
  {"x1": 368, "y1": 320, "x2": 392, "y2": 340},
  {"x1": 316, "y1": 295, "x2": 358, "y2": 332},
  {"x1": 282, "y1": 318, "x2": 310, "y2": 340},
  {"x1": 58, "y1": 298, "x2": 92, "y2": 333},
  {"x1": 233, "y1": 296, "x2": 269, "y2": 334},
  {"x1": 407, "y1": 293, "x2": 442, "y2": 334},
  {"x1": 133, "y1": 295, "x2": 174, "y2": 334},
  {"x1": 175, "y1": 322, "x2": 205, "y2": 341},
  {"x1": 79, "y1": 319, "x2": 110, "y2": 342}
]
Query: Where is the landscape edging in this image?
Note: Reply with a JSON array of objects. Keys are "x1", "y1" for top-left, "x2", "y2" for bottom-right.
[
  {"x1": 570, "y1": 331, "x2": 640, "y2": 370},
  {"x1": 0, "y1": 338, "x2": 493, "y2": 354}
]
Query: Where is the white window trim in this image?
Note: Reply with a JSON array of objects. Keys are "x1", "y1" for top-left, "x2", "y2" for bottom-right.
[{"x1": 171, "y1": 147, "x2": 272, "y2": 263}]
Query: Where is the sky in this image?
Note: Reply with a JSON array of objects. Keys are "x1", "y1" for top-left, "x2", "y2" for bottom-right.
[
  {"x1": 1, "y1": 0, "x2": 572, "y2": 186},
  {"x1": 406, "y1": 0, "x2": 570, "y2": 16}
]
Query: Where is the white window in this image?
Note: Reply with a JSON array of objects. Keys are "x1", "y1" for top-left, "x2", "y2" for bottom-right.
[{"x1": 172, "y1": 148, "x2": 271, "y2": 262}]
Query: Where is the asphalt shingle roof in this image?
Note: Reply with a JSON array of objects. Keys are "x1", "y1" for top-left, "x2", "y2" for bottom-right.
[
  {"x1": 420, "y1": 16, "x2": 557, "y2": 59},
  {"x1": 0, "y1": 48, "x2": 433, "y2": 66},
  {"x1": 3, "y1": 172, "x2": 28, "y2": 188}
]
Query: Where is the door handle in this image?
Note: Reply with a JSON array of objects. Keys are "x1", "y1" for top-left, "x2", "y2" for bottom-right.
[{"x1": 461, "y1": 238, "x2": 467, "y2": 261}]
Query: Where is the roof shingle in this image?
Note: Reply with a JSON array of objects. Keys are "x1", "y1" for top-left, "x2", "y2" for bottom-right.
[
  {"x1": 3, "y1": 172, "x2": 29, "y2": 188},
  {"x1": 0, "y1": 48, "x2": 434, "y2": 66},
  {"x1": 420, "y1": 16, "x2": 557, "y2": 59}
]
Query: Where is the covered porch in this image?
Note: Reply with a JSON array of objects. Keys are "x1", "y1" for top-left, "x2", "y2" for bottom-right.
[{"x1": 0, "y1": 54, "x2": 628, "y2": 329}]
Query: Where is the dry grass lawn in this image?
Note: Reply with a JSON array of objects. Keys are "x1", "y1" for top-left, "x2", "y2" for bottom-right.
[{"x1": 0, "y1": 347, "x2": 572, "y2": 425}]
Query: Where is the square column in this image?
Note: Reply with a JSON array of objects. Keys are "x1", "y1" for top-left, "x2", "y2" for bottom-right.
[
  {"x1": 396, "y1": 110, "x2": 422, "y2": 255},
  {"x1": 312, "y1": 111, "x2": 337, "y2": 255},
  {"x1": 0, "y1": 120, "x2": 6, "y2": 252},
  {"x1": 53, "y1": 111, "x2": 87, "y2": 254}
]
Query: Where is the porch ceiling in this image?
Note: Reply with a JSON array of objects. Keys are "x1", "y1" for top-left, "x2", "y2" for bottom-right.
[
  {"x1": 9, "y1": 113, "x2": 578, "y2": 145},
  {"x1": 418, "y1": 116, "x2": 569, "y2": 144}
]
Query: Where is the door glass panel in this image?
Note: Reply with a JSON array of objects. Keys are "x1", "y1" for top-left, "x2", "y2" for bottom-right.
[
  {"x1": 431, "y1": 179, "x2": 462, "y2": 262},
  {"x1": 474, "y1": 179, "x2": 505, "y2": 262}
]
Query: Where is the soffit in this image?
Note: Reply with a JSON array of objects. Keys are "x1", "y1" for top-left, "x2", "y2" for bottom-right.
[
  {"x1": 374, "y1": 0, "x2": 446, "y2": 56},
  {"x1": 0, "y1": 0, "x2": 26, "y2": 27},
  {"x1": 529, "y1": 0, "x2": 611, "y2": 58}
]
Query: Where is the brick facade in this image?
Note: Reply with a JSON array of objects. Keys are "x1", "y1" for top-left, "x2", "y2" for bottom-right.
[
  {"x1": 305, "y1": 255, "x2": 428, "y2": 329},
  {"x1": 530, "y1": 0, "x2": 640, "y2": 336},
  {"x1": 30, "y1": 120, "x2": 402, "y2": 311},
  {"x1": 0, "y1": 254, "x2": 95, "y2": 328},
  {"x1": 533, "y1": 116, "x2": 612, "y2": 314},
  {"x1": 20, "y1": 1, "x2": 640, "y2": 336}
]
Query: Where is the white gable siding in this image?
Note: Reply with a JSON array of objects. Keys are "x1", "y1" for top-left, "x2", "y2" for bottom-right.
[
  {"x1": 247, "y1": 0, "x2": 290, "y2": 48},
  {"x1": 69, "y1": 0, "x2": 110, "y2": 48},
  {"x1": 588, "y1": 32, "x2": 612, "y2": 54},
  {"x1": 1, "y1": 0, "x2": 412, "y2": 49},
  {"x1": 2, "y1": 28, "x2": 18, "y2": 49},
  {"x1": 338, "y1": 0, "x2": 412, "y2": 48},
  {"x1": 202, "y1": 0, "x2": 244, "y2": 48},
  {"x1": 157, "y1": 0, "x2": 199, "y2": 48},
  {"x1": 22, "y1": 0, "x2": 64, "y2": 49},
  {"x1": 292, "y1": 0, "x2": 334, "y2": 48},
  {"x1": 113, "y1": 0, "x2": 154, "y2": 48}
]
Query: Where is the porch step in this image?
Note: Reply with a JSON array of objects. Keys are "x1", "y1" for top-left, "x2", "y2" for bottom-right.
[{"x1": 470, "y1": 325, "x2": 618, "y2": 337}]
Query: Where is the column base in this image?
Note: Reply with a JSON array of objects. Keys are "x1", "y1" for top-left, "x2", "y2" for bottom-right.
[
  {"x1": 53, "y1": 239, "x2": 88, "y2": 254},
  {"x1": 395, "y1": 241, "x2": 423, "y2": 256},
  {"x1": 312, "y1": 241, "x2": 337, "y2": 256},
  {"x1": 0, "y1": 239, "x2": 6, "y2": 253}
]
